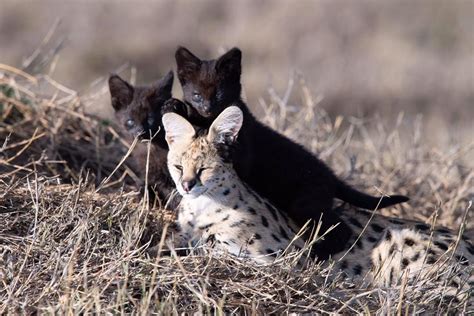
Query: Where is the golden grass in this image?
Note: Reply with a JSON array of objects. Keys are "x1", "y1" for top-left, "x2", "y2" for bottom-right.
[{"x1": 0, "y1": 67, "x2": 472, "y2": 313}]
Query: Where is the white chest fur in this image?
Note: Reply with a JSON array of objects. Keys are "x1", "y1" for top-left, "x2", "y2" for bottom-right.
[
  {"x1": 173, "y1": 187, "x2": 303, "y2": 263},
  {"x1": 177, "y1": 195, "x2": 222, "y2": 245},
  {"x1": 181, "y1": 195, "x2": 219, "y2": 221}
]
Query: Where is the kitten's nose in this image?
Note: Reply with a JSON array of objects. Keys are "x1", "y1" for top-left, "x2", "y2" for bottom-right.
[
  {"x1": 201, "y1": 102, "x2": 212, "y2": 115},
  {"x1": 182, "y1": 179, "x2": 197, "y2": 193}
]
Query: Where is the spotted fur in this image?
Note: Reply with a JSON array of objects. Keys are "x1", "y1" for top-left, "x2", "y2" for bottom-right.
[
  {"x1": 332, "y1": 206, "x2": 473, "y2": 299},
  {"x1": 163, "y1": 106, "x2": 305, "y2": 263},
  {"x1": 163, "y1": 106, "x2": 473, "y2": 300}
]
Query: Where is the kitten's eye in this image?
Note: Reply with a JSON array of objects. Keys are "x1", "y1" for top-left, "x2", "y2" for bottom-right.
[
  {"x1": 174, "y1": 165, "x2": 183, "y2": 172},
  {"x1": 125, "y1": 119, "x2": 135, "y2": 129},
  {"x1": 197, "y1": 167, "x2": 208, "y2": 177},
  {"x1": 192, "y1": 92, "x2": 203, "y2": 103},
  {"x1": 147, "y1": 115, "x2": 154, "y2": 127}
]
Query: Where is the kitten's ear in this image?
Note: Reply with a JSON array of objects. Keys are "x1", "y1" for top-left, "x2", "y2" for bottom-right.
[
  {"x1": 148, "y1": 71, "x2": 174, "y2": 104},
  {"x1": 156, "y1": 70, "x2": 174, "y2": 93},
  {"x1": 175, "y1": 47, "x2": 201, "y2": 81},
  {"x1": 108, "y1": 74, "x2": 134, "y2": 110},
  {"x1": 216, "y1": 47, "x2": 242, "y2": 78},
  {"x1": 162, "y1": 113, "x2": 196, "y2": 147},
  {"x1": 207, "y1": 106, "x2": 243, "y2": 144}
]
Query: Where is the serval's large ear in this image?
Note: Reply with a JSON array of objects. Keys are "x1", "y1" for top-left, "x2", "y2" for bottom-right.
[
  {"x1": 108, "y1": 74, "x2": 134, "y2": 111},
  {"x1": 162, "y1": 112, "x2": 195, "y2": 148},
  {"x1": 175, "y1": 46, "x2": 201, "y2": 83},
  {"x1": 207, "y1": 106, "x2": 243, "y2": 145}
]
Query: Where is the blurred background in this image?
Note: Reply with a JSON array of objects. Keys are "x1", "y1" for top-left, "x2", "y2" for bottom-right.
[{"x1": 1, "y1": 0, "x2": 473, "y2": 145}]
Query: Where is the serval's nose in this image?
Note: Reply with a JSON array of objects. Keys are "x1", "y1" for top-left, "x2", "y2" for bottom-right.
[{"x1": 182, "y1": 178, "x2": 197, "y2": 193}]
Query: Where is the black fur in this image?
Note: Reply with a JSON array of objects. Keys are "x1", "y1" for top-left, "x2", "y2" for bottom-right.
[
  {"x1": 172, "y1": 46, "x2": 409, "y2": 259},
  {"x1": 108, "y1": 72, "x2": 181, "y2": 207}
]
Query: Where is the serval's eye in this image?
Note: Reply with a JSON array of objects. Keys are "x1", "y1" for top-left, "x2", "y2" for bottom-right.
[
  {"x1": 174, "y1": 165, "x2": 183, "y2": 172},
  {"x1": 192, "y1": 92, "x2": 203, "y2": 103},
  {"x1": 197, "y1": 167, "x2": 208, "y2": 177},
  {"x1": 125, "y1": 119, "x2": 135, "y2": 129}
]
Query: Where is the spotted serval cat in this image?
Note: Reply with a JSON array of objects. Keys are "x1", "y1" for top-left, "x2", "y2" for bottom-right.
[
  {"x1": 163, "y1": 106, "x2": 305, "y2": 262},
  {"x1": 332, "y1": 206, "x2": 473, "y2": 297},
  {"x1": 162, "y1": 106, "x2": 473, "y2": 298}
]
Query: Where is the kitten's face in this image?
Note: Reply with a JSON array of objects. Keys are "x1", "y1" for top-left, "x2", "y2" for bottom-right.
[
  {"x1": 175, "y1": 47, "x2": 242, "y2": 120},
  {"x1": 166, "y1": 136, "x2": 223, "y2": 198},
  {"x1": 163, "y1": 106, "x2": 243, "y2": 199},
  {"x1": 108, "y1": 71, "x2": 173, "y2": 140}
]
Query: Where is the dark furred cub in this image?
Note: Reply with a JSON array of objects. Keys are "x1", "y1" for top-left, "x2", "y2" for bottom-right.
[
  {"x1": 108, "y1": 71, "x2": 179, "y2": 206},
  {"x1": 173, "y1": 46, "x2": 409, "y2": 259}
]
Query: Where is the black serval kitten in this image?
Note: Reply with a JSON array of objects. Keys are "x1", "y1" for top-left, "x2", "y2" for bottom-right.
[
  {"x1": 166, "y1": 46, "x2": 409, "y2": 258},
  {"x1": 108, "y1": 71, "x2": 183, "y2": 207}
]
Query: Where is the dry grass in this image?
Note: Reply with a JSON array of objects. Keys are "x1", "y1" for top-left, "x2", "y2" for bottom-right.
[{"x1": 0, "y1": 67, "x2": 473, "y2": 314}]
